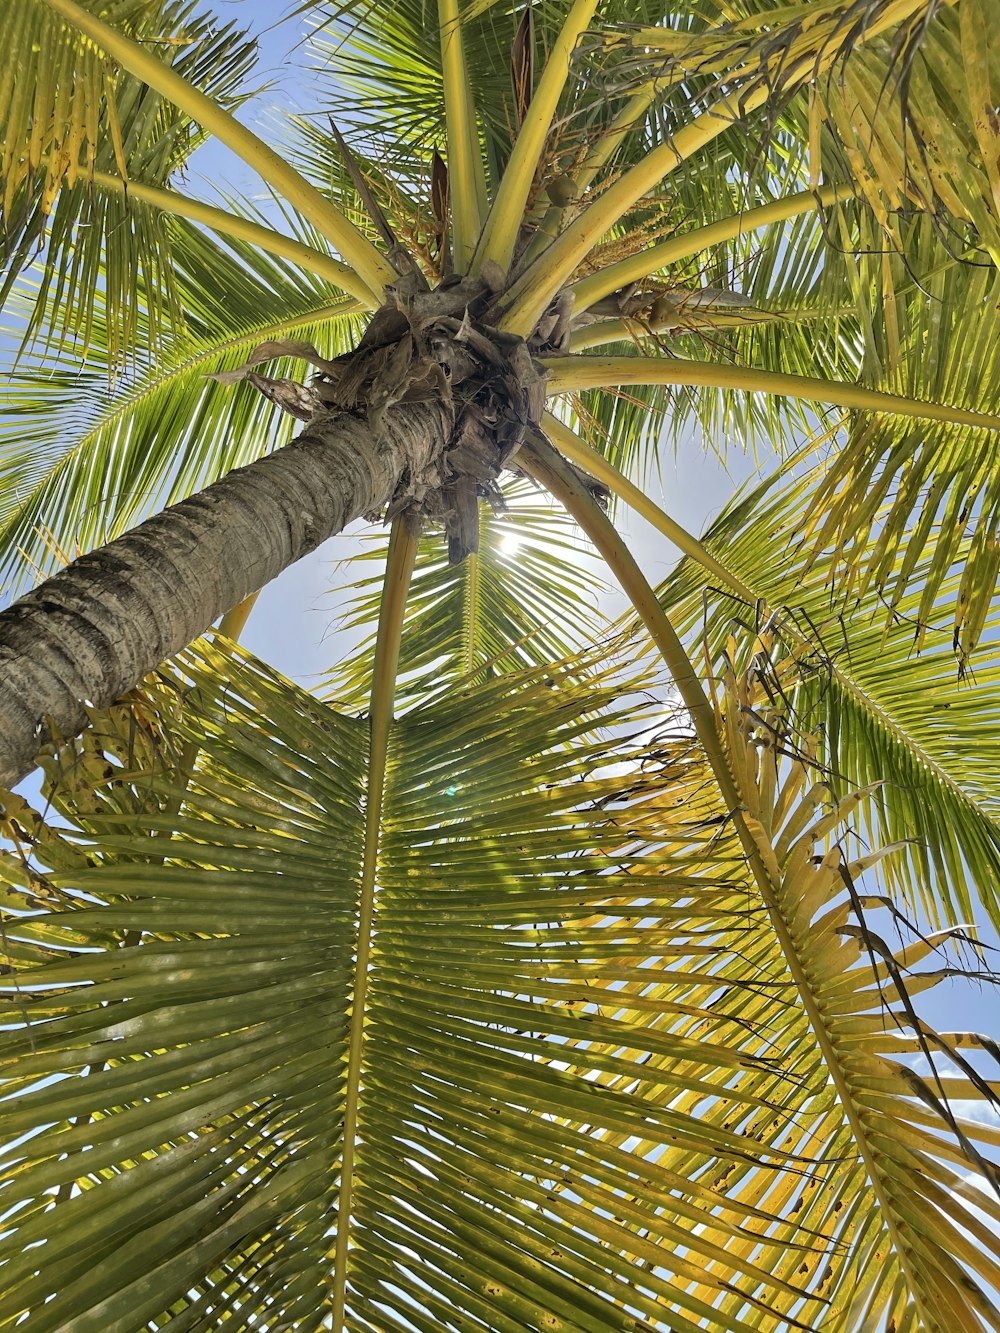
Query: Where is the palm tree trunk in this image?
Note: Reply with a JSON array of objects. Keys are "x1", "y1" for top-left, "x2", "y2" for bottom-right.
[{"x1": 0, "y1": 399, "x2": 451, "y2": 788}]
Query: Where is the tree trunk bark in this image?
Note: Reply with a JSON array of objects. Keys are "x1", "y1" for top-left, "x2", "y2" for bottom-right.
[{"x1": 0, "y1": 399, "x2": 451, "y2": 789}]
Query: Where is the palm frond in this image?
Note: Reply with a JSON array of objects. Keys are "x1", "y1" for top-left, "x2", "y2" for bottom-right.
[
  {"x1": 0, "y1": 222, "x2": 364, "y2": 592},
  {"x1": 3, "y1": 640, "x2": 999, "y2": 1328},
  {"x1": 691, "y1": 659, "x2": 1000, "y2": 1330},
  {"x1": 562, "y1": 203, "x2": 852, "y2": 463},
  {"x1": 659, "y1": 455, "x2": 1000, "y2": 933},
  {"x1": 798, "y1": 216, "x2": 1000, "y2": 665},
  {"x1": 438, "y1": 0, "x2": 487, "y2": 266},
  {"x1": 1, "y1": 0, "x2": 259, "y2": 362},
  {"x1": 323, "y1": 478, "x2": 603, "y2": 709},
  {"x1": 0, "y1": 644, "x2": 367, "y2": 1329},
  {"x1": 817, "y1": 1, "x2": 1000, "y2": 267}
]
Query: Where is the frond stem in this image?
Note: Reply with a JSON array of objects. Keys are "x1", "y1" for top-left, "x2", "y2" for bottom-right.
[
  {"x1": 567, "y1": 305, "x2": 845, "y2": 353},
  {"x1": 473, "y1": 0, "x2": 599, "y2": 278},
  {"x1": 573, "y1": 83, "x2": 672, "y2": 194},
  {"x1": 542, "y1": 355, "x2": 1000, "y2": 433},
  {"x1": 329, "y1": 518, "x2": 420, "y2": 1330},
  {"x1": 464, "y1": 522, "x2": 482, "y2": 676},
  {"x1": 217, "y1": 593, "x2": 258, "y2": 640},
  {"x1": 91, "y1": 172, "x2": 378, "y2": 306},
  {"x1": 541, "y1": 413, "x2": 754, "y2": 602},
  {"x1": 439, "y1": 0, "x2": 487, "y2": 268},
  {"x1": 40, "y1": 0, "x2": 394, "y2": 300}
]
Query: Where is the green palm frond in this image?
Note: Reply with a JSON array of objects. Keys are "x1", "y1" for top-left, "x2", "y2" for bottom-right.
[
  {"x1": 799, "y1": 218, "x2": 1000, "y2": 664},
  {"x1": 2, "y1": 641, "x2": 998, "y2": 1328},
  {"x1": 0, "y1": 646, "x2": 366, "y2": 1329},
  {"x1": 1, "y1": 0, "x2": 259, "y2": 360},
  {"x1": 0, "y1": 223, "x2": 363, "y2": 591},
  {"x1": 659, "y1": 454, "x2": 1000, "y2": 932},
  {"x1": 324, "y1": 478, "x2": 604, "y2": 707}
]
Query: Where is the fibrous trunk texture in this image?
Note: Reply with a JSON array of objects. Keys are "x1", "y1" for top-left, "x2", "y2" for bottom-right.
[{"x1": 0, "y1": 399, "x2": 450, "y2": 789}]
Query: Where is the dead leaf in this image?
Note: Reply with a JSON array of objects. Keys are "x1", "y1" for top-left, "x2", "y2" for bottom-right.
[
  {"x1": 512, "y1": 3, "x2": 534, "y2": 128},
  {"x1": 431, "y1": 151, "x2": 449, "y2": 254}
]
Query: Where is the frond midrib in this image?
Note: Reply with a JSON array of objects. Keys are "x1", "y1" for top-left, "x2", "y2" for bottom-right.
[
  {"x1": 826, "y1": 659, "x2": 1000, "y2": 832},
  {"x1": 329, "y1": 522, "x2": 417, "y2": 1329}
]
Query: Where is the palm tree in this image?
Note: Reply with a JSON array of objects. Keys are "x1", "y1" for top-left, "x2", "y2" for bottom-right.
[{"x1": 2, "y1": 0, "x2": 1000, "y2": 1326}]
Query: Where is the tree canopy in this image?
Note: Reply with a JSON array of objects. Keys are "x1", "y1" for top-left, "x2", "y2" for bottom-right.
[{"x1": 2, "y1": 0, "x2": 1000, "y2": 1328}]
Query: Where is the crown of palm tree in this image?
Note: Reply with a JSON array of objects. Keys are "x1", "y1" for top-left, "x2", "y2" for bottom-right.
[{"x1": 2, "y1": 0, "x2": 1000, "y2": 1328}]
